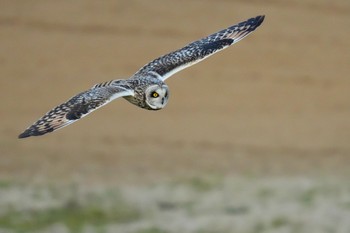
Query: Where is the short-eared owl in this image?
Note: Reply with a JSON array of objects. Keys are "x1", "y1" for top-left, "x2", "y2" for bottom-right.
[{"x1": 19, "y1": 15, "x2": 265, "y2": 138}]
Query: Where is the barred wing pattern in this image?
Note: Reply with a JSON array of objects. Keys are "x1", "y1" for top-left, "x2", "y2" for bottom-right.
[
  {"x1": 134, "y1": 15, "x2": 264, "y2": 81},
  {"x1": 18, "y1": 83, "x2": 134, "y2": 138}
]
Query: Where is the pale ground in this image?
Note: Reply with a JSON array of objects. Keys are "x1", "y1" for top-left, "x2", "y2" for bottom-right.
[{"x1": 0, "y1": 0, "x2": 349, "y2": 232}]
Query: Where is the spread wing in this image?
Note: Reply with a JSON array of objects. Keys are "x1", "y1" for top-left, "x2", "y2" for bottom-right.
[
  {"x1": 133, "y1": 15, "x2": 264, "y2": 81},
  {"x1": 18, "y1": 81, "x2": 134, "y2": 138}
]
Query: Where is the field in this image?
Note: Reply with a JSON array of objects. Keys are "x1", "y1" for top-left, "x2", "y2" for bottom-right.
[
  {"x1": 1, "y1": 177, "x2": 350, "y2": 233},
  {"x1": 1, "y1": 0, "x2": 350, "y2": 232}
]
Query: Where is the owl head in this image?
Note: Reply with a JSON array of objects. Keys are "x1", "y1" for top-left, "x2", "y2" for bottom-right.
[{"x1": 145, "y1": 84, "x2": 169, "y2": 110}]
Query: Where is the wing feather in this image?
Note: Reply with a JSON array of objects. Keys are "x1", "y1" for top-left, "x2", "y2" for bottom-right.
[
  {"x1": 18, "y1": 81, "x2": 134, "y2": 138},
  {"x1": 133, "y1": 15, "x2": 264, "y2": 81}
]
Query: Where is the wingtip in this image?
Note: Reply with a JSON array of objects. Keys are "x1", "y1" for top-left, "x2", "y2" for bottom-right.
[
  {"x1": 254, "y1": 15, "x2": 265, "y2": 26},
  {"x1": 18, "y1": 131, "x2": 31, "y2": 139},
  {"x1": 18, "y1": 127, "x2": 49, "y2": 139}
]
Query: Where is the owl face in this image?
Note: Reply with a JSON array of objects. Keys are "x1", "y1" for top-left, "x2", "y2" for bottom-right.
[{"x1": 144, "y1": 84, "x2": 169, "y2": 110}]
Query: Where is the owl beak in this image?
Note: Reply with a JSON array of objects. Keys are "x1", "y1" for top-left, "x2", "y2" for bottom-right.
[{"x1": 161, "y1": 98, "x2": 165, "y2": 105}]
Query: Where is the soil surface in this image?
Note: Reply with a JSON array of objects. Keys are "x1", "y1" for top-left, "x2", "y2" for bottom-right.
[{"x1": 1, "y1": 0, "x2": 349, "y2": 184}]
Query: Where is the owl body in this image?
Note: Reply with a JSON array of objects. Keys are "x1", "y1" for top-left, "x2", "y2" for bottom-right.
[
  {"x1": 19, "y1": 15, "x2": 264, "y2": 138},
  {"x1": 123, "y1": 76, "x2": 169, "y2": 110}
]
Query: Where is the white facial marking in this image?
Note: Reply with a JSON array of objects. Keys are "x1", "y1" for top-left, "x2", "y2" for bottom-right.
[{"x1": 145, "y1": 84, "x2": 169, "y2": 110}]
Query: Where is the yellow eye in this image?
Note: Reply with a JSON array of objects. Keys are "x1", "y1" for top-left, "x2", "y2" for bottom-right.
[{"x1": 152, "y1": 92, "x2": 159, "y2": 98}]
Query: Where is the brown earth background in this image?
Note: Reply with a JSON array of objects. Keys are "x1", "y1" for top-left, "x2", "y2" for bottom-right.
[{"x1": 1, "y1": 0, "x2": 350, "y2": 185}]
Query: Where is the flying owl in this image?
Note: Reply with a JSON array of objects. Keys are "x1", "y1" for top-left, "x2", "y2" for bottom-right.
[{"x1": 19, "y1": 15, "x2": 265, "y2": 138}]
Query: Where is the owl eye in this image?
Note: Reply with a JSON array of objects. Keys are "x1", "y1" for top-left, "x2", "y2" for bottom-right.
[{"x1": 151, "y1": 92, "x2": 159, "y2": 98}]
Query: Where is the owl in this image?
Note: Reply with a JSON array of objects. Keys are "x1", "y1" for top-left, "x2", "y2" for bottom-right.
[{"x1": 19, "y1": 15, "x2": 264, "y2": 138}]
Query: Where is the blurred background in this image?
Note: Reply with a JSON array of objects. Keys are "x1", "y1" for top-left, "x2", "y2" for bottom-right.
[{"x1": 0, "y1": 0, "x2": 349, "y2": 232}]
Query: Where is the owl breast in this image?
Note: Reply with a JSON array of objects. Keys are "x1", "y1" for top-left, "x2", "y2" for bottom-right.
[{"x1": 123, "y1": 95, "x2": 149, "y2": 109}]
